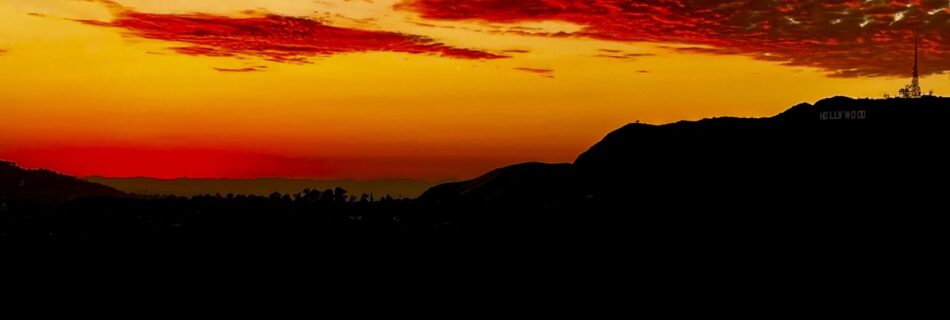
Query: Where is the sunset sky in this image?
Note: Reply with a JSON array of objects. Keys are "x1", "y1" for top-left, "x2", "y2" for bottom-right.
[{"x1": 1, "y1": 0, "x2": 948, "y2": 180}]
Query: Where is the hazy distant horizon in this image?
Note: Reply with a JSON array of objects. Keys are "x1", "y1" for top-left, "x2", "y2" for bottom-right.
[{"x1": 87, "y1": 176, "x2": 449, "y2": 199}]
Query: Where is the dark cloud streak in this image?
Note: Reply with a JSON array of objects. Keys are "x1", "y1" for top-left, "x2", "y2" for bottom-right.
[
  {"x1": 514, "y1": 67, "x2": 555, "y2": 78},
  {"x1": 214, "y1": 66, "x2": 267, "y2": 73},
  {"x1": 594, "y1": 50, "x2": 656, "y2": 60}
]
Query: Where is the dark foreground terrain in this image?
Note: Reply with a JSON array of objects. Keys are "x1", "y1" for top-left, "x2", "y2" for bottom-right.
[{"x1": 2, "y1": 96, "x2": 947, "y2": 247}]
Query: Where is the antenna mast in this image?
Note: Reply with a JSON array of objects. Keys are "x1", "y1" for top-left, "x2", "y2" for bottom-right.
[{"x1": 900, "y1": 35, "x2": 923, "y2": 98}]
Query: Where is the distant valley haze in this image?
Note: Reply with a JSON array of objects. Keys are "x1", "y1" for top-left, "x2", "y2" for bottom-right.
[{"x1": 85, "y1": 177, "x2": 443, "y2": 198}]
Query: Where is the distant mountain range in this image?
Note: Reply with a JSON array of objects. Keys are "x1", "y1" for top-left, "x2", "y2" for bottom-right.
[
  {"x1": 85, "y1": 177, "x2": 442, "y2": 199},
  {"x1": 421, "y1": 96, "x2": 950, "y2": 210},
  {"x1": 1, "y1": 164, "x2": 442, "y2": 200}
]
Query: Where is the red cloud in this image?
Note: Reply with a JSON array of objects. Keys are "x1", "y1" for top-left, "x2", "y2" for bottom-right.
[
  {"x1": 76, "y1": 1, "x2": 506, "y2": 64},
  {"x1": 398, "y1": 0, "x2": 950, "y2": 77}
]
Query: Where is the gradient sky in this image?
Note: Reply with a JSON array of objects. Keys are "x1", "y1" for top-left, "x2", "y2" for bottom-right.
[{"x1": 1, "y1": 0, "x2": 948, "y2": 180}]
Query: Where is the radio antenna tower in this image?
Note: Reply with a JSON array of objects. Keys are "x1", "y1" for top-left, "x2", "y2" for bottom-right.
[{"x1": 899, "y1": 35, "x2": 923, "y2": 98}]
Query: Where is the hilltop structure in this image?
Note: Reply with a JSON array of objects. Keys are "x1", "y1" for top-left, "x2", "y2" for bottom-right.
[{"x1": 898, "y1": 37, "x2": 923, "y2": 99}]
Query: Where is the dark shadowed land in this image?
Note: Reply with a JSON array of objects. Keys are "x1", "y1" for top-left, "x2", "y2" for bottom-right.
[
  {"x1": 1, "y1": 96, "x2": 947, "y2": 248},
  {"x1": 423, "y1": 95, "x2": 950, "y2": 210},
  {"x1": 1, "y1": 163, "x2": 126, "y2": 203},
  {"x1": 86, "y1": 177, "x2": 442, "y2": 199}
]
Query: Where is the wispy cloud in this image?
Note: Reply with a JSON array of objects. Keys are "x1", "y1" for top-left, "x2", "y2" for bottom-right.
[
  {"x1": 400, "y1": 0, "x2": 950, "y2": 77},
  {"x1": 214, "y1": 66, "x2": 267, "y2": 73},
  {"x1": 595, "y1": 49, "x2": 655, "y2": 60},
  {"x1": 75, "y1": 0, "x2": 507, "y2": 66},
  {"x1": 514, "y1": 67, "x2": 554, "y2": 78}
]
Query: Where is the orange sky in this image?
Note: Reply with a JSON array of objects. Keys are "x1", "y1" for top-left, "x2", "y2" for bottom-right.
[{"x1": 1, "y1": 0, "x2": 947, "y2": 180}]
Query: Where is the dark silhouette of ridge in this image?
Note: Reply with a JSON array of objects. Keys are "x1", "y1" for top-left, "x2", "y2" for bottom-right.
[
  {"x1": 421, "y1": 96, "x2": 950, "y2": 211},
  {"x1": 1, "y1": 161, "x2": 126, "y2": 204},
  {"x1": 421, "y1": 162, "x2": 579, "y2": 207}
]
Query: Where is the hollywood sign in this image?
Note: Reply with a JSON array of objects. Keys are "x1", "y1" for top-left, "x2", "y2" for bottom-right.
[{"x1": 820, "y1": 110, "x2": 866, "y2": 121}]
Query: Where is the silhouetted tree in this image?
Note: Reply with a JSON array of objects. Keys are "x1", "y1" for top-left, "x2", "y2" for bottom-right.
[
  {"x1": 321, "y1": 189, "x2": 334, "y2": 204},
  {"x1": 334, "y1": 187, "x2": 347, "y2": 204}
]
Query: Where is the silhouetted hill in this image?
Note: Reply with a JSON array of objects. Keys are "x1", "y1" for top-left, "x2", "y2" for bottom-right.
[
  {"x1": 1, "y1": 161, "x2": 125, "y2": 204},
  {"x1": 86, "y1": 177, "x2": 440, "y2": 199},
  {"x1": 422, "y1": 96, "x2": 950, "y2": 210},
  {"x1": 421, "y1": 162, "x2": 579, "y2": 208}
]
